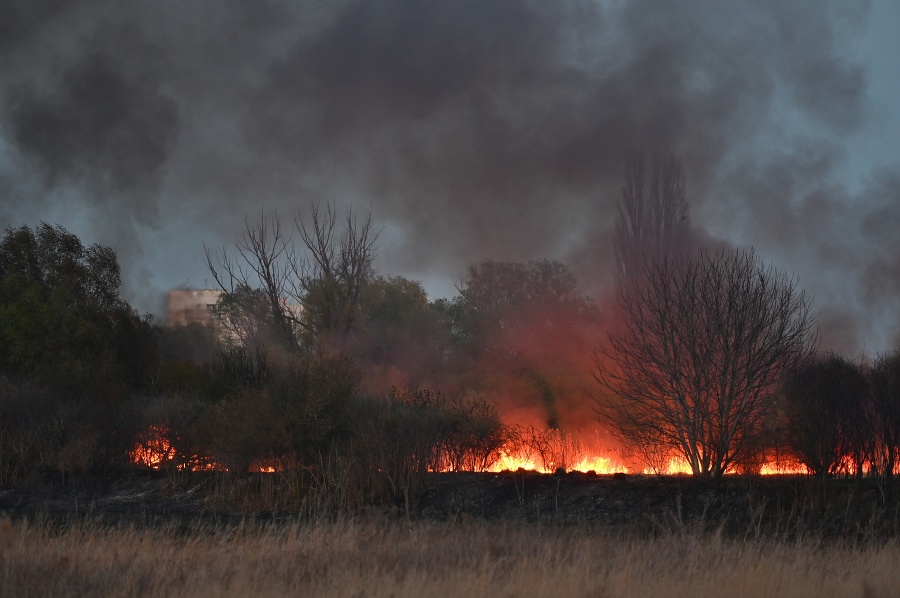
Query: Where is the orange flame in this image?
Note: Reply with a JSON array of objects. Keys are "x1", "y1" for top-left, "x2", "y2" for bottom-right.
[
  {"x1": 486, "y1": 451, "x2": 693, "y2": 475},
  {"x1": 130, "y1": 425, "x2": 177, "y2": 469},
  {"x1": 132, "y1": 425, "x2": 812, "y2": 476},
  {"x1": 130, "y1": 425, "x2": 224, "y2": 471}
]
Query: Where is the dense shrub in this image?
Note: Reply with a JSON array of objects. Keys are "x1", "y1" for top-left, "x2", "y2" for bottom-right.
[
  {"x1": 339, "y1": 387, "x2": 507, "y2": 509},
  {"x1": 870, "y1": 352, "x2": 900, "y2": 499},
  {"x1": 128, "y1": 392, "x2": 217, "y2": 473},
  {"x1": 779, "y1": 354, "x2": 869, "y2": 477},
  {"x1": 0, "y1": 377, "x2": 142, "y2": 485},
  {"x1": 206, "y1": 351, "x2": 360, "y2": 473}
]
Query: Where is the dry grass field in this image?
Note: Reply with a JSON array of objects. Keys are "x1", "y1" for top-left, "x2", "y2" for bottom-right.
[{"x1": 1, "y1": 514, "x2": 898, "y2": 598}]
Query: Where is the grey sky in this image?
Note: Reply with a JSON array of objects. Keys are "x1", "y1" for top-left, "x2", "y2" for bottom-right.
[{"x1": 1, "y1": 0, "x2": 898, "y2": 353}]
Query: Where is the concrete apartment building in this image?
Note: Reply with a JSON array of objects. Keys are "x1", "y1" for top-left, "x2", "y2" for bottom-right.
[{"x1": 166, "y1": 289, "x2": 223, "y2": 327}]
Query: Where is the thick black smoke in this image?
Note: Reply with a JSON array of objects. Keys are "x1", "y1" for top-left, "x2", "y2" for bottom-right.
[{"x1": 0, "y1": 0, "x2": 895, "y2": 352}]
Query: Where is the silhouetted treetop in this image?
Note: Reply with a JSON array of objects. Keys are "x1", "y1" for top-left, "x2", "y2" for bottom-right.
[{"x1": 0, "y1": 222, "x2": 155, "y2": 388}]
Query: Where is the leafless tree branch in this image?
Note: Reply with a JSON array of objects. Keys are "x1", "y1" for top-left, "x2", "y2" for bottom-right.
[
  {"x1": 614, "y1": 152, "x2": 690, "y2": 283},
  {"x1": 595, "y1": 248, "x2": 818, "y2": 477},
  {"x1": 206, "y1": 202, "x2": 380, "y2": 352}
]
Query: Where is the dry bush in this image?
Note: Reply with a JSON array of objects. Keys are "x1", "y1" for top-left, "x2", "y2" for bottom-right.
[
  {"x1": 0, "y1": 379, "x2": 60, "y2": 485},
  {"x1": 206, "y1": 351, "x2": 359, "y2": 474},
  {"x1": 128, "y1": 392, "x2": 217, "y2": 474},
  {"x1": 779, "y1": 354, "x2": 869, "y2": 477},
  {"x1": 0, "y1": 378, "x2": 136, "y2": 484},
  {"x1": 2, "y1": 516, "x2": 900, "y2": 598},
  {"x1": 503, "y1": 425, "x2": 585, "y2": 473},
  {"x1": 438, "y1": 393, "x2": 508, "y2": 473},
  {"x1": 331, "y1": 387, "x2": 508, "y2": 513},
  {"x1": 345, "y1": 388, "x2": 452, "y2": 511}
]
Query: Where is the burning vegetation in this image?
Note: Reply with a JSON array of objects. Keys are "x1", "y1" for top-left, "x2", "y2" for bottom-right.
[{"x1": 2, "y1": 170, "x2": 900, "y2": 517}]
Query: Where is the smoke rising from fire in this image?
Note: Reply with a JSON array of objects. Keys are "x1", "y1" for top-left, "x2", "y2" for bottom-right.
[{"x1": 1, "y1": 1, "x2": 898, "y2": 353}]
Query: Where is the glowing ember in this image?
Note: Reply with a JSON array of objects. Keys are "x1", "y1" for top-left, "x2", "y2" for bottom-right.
[
  {"x1": 130, "y1": 426, "x2": 224, "y2": 472},
  {"x1": 249, "y1": 462, "x2": 278, "y2": 473},
  {"x1": 130, "y1": 425, "x2": 176, "y2": 469}
]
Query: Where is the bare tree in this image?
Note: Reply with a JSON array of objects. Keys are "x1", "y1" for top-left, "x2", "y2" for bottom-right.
[
  {"x1": 595, "y1": 248, "x2": 817, "y2": 477},
  {"x1": 614, "y1": 152, "x2": 690, "y2": 283},
  {"x1": 205, "y1": 202, "x2": 379, "y2": 352},
  {"x1": 205, "y1": 212, "x2": 301, "y2": 351},
  {"x1": 290, "y1": 203, "x2": 379, "y2": 343}
]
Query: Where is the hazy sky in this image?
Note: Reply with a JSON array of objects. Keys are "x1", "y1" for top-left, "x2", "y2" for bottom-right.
[{"x1": 1, "y1": 1, "x2": 898, "y2": 354}]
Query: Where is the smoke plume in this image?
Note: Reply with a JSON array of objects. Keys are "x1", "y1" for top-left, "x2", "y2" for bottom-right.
[{"x1": 1, "y1": 0, "x2": 896, "y2": 353}]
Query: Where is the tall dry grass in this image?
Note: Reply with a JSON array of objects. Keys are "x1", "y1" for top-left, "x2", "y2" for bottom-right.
[{"x1": 0, "y1": 514, "x2": 897, "y2": 597}]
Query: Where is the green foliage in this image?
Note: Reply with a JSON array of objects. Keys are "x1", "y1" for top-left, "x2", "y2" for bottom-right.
[
  {"x1": 0, "y1": 223, "x2": 157, "y2": 390},
  {"x1": 361, "y1": 275, "x2": 429, "y2": 328},
  {"x1": 207, "y1": 352, "x2": 360, "y2": 472},
  {"x1": 155, "y1": 322, "x2": 220, "y2": 396},
  {"x1": 456, "y1": 259, "x2": 597, "y2": 356},
  {"x1": 0, "y1": 223, "x2": 162, "y2": 484},
  {"x1": 448, "y1": 259, "x2": 599, "y2": 431},
  {"x1": 211, "y1": 284, "x2": 295, "y2": 351},
  {"x1": 352, "y1": 276, "x2": 452, "y2": 388}
]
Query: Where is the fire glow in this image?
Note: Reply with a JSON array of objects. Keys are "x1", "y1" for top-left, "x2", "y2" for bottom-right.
[
  {"x1": 131, "y1": 425, "x2": 808, "y2": 475},
  {"x1": 130, "y1": 425, "x2": 177, "y2": 470},
  {"x1": 484, "y1": 448, "x2": 694, "y2": 475},
  {"x1": 129, "y1": 426, "x2": 224, "y2": 472}
]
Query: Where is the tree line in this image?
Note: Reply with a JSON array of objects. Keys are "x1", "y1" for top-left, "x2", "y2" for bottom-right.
[
  {"x1": 0, "y1": 218, "x2": 599, "y2": 510},
  {"x1": 2, "y1": 154, "x2": 899, "y2": 511},
  {"x1": 597, "y1": 153, "x2": 900, "y2": 493}
]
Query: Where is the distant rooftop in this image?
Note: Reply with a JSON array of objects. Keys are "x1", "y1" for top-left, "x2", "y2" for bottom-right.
[{"x1": 166, "y1": 289, "x2": 223, "y2": 327}]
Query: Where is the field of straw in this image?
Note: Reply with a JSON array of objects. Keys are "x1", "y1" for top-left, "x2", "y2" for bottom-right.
[{"x1": 1, "y1": 515, "x2": 898, "y2": 598}]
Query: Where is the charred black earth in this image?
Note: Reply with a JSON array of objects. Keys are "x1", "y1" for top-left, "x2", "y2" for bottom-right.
[{"x1": 1, "y1": 471, "x2": 898, "y2": 541}]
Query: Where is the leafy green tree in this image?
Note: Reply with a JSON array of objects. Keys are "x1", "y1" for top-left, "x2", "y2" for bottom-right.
[
  {"x1": 0, "y1": 222, "x2": 156, "y2": 388},
  {"x1": 451, "y1": 259, "x2": 599, "y2": 429},
  {"x1": 455, "y1": 259, "x2": 598, "y2": 358},
  {"x1": 353, "y1": 275, "x2": 451, "y2": 389},
  {"x1": 429, "y1": 295, "x2": 477, "y2": 357},
  {"x1": 0, "y1": 223, "x2": 158, "y2": 479}
]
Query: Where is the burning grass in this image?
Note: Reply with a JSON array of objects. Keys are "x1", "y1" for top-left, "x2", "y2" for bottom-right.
[
  {"x1": 1, "y1": 514, "x2": 897, "y2": 597},
  {"x1": 130, "y1": 421, "x2": 807, "y2": 477}
]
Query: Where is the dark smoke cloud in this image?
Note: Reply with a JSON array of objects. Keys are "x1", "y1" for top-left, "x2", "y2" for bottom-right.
[
  {"x1": 9, "y1": 45, "x2": 178, "y2": 203},
  {"x1": 0, "y1": 0, "x2": 895, "y2": 353}
]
